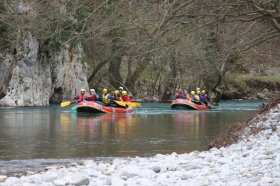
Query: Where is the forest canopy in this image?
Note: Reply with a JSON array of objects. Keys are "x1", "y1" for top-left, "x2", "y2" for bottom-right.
[{"x1": 1, "y1": 0, "x2": 280, "y2": 101}]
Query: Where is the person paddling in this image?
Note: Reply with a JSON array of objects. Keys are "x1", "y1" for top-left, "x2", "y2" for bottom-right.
[
  {"x1": 121, "y1": 91, "x2": 131, "y2": 102},
  {"x1": 74, "y1": 88, "x2": 87, "y2": 103},
  {"x1": 201, "y1": 90, "x2": 210, "y2": 105},
  {"x1": 113, "y1": 90, "x2": 122, "y2": 101},
  {"x1": 190, "y1": 91, "x2": 201, "y2": 104},
  {"x1": 183, "y1": 89, "x2": 190, "y2": 100},
  {"x1": 86, "y1": 89, "x2": 99, "y2": 102},
  {"x1": 118, "y1": 87, "x2": 124, "y2": 96},
  {"x1": 102, "y1": 88, "x2": 112, "y2": 105},
  {"x1": 197, "y1": 90, "x2": 205, "y2": 104},
  {"x1": 173, "y1": 88, "x2": 186, "y2": 99}
]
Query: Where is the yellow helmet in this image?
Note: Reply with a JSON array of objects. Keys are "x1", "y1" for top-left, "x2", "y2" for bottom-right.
[
  {"x1": 80, "y1": 88, "x2": 86, "y2": 92},
  {"x1": 202, "y1": 90, "x2": 206, "y2": 93},
  {"x1": 103, "y1": 88, "x2": 108, "y2": 93},
  {"x1": 191, "y1": 91, "x2": 195, "y2": 95},
  {"x1": 197, "y1": 90, "x2": 201, "y2": 94},
  {"x1": 122, "y1": 90, "x2": 127, "y2": 96},
  {"x1": 114, "y1": 90, "x2": 119, "y2": 95},
  {"x1": 196, "y1": 87, "x2": 200, "y2": 91}
]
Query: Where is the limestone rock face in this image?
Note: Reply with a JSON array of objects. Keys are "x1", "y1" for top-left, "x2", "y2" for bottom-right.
[
  {"x1": 0, "y1": 1, "x2": 88, "y2": 106},
  {"x1": 50, "y1": 43, "x2": 89, "y2": 103},
  {"x1": 0, "y1": 34, "x2": 88, "y2": 106},
  {"x1": 0, "y1": 53, "x2": 14, "y2": 100},
  {"x1": 0, "y1": 33, "x2": 51, "y2": 106}
]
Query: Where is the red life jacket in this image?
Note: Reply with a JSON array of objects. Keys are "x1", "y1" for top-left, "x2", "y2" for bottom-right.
[
  {"x1": 75, "y1": 94, "x2": 86, "y2": 102},
  {"x1": 122, "y1": 95, "x2": 131, "y2": 102},
  {"x1": 88, "y1": 94, "x2": 97, "y2": 101},
  {"x1": 176, "y1": 89, "x2": 183, "y2": 98},
  {"x1": 176, "y1": 93, "x2": 182, "y2": 99}
]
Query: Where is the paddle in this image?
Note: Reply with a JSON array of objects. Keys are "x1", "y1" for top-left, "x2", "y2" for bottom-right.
[
  {"x1": 114, "y1": 100, "x2": 127, "y2": 107},
  {"x1": 60, "y1": 101, "x2": 78, "y2": 111},
  {"x1": 128, "y1": 101, "x2": 142, "y2": 107},
  {"x1": 114, "y1": 100, "x2": 141, "y2": 107},
  {"x1": 71, "y1": 105, "x2": 78, "y2": 111},
  {"x1": 60, "y1": 101, "x2": 72, "y2": 107}
]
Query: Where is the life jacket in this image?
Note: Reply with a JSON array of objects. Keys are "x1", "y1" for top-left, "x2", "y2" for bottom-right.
[
  {"x1": 113, "y1": 94, "x2": 122, "y2": 101},
  {"x1": 102, "y1": 93, "x2": 111, "y2": 104},
  {"x1": 191, "y1": 95, "x2": 200, "y2": 103},
  {"x1": 176, "y1": 93, "x2": 182, "y2": 99},
  {"x1": 122, "y1": 95, "x2": 131, "y2": 102},
  {"x1": 88, "y1": 94, "x2": 98, "y2": 101},
  {"x1": 75, "y1": 94, "x2": 86, "y2": 102}
]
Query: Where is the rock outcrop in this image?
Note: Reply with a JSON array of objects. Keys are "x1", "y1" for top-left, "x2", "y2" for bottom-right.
[
  {"x1": 0, "y1": 1, "x2": 88, "y2": 106},
  {"x1": 0, "y1": 33, "x2": 88, "y2": 106}
]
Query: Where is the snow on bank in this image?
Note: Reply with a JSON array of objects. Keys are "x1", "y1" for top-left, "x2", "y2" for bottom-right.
[{"x1": 1, "y1": 105, "x2": 280, "y2": 186}]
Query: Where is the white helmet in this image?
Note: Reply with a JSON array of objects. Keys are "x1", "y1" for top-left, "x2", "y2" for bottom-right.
[
  {"x1": 118, "y1": 87, "x2": 124, "y2": 90},
  {"x1": 90, "y1": 89, "x2": 95, "y2": 92}
]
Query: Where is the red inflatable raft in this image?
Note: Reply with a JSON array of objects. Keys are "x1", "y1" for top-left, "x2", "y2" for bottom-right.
[
  {"x1": 77, "y1": 101, "x2": 134, "y2": 114},
  {"x1": 171, "y1": 99, "x2": 208, "y2": 110}
]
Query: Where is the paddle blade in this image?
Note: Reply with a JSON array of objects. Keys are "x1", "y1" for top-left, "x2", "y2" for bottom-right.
[
  {"x1": 71, "y1": 105, "x2": 78, "y2": 111},
  {"x1": 114, "y1": 101, "x2": 127, "y2": 107},
  {"x1": 61, "y1": 101, "x2": 71, "y2": 107},
  {"x1": 114, "y1": 101, "x2": 141, "y2": 107},
  {"x1": 128, "y1": 102, "x2": 141, "y2": 107}
]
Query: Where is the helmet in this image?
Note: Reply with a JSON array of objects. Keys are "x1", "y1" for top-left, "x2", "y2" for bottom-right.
[
  {"x1": 103, "y1": 88, "x2": 108, "y2": 93},
  {"x1": 196, "y1": 87, "x2": 200, "y2": 91},
  {"x1": 114, "y1": 90, "x2": 119, "y2": 95},
  {"x1": 122, "y1": 90, "x2": 127, "y2": 96},
  {"x1": 90, "y1": 89, "x2": 95, "y2": 92},
  {"x1": 80, "y1": 88, "x2": 86, "y2": 92},
  {"x1": 191, "y1": 91, "x2": 195, "y2": 95},
  {"x1": 119, "y1": 87, "x2": 124, "y2": 90},
  {"x1": 197, "y1": 91, "x2": 201, "y2": 94},
  {"x1": 202, "y1": 90, "x2": 205, "y2": 93}
]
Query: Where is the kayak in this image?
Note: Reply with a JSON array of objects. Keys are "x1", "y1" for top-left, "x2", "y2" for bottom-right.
[
  {"x1": 76, "y1": 101, "x2": 134, "y2": 114},
  {"x1": 114, "y1": 101, "x2": 142, "y2": 107},
  {"x1": 171, "y1": 99, "x2": 208, "y2": 110}
]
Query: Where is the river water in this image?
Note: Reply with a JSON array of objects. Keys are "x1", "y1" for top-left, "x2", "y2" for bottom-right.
[{"x1": 0, "y1": 100, "x2": 263, "y2": 173}]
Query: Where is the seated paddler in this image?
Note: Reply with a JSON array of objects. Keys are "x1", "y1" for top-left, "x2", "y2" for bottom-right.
[
  {"x1": 74, "y1": 88, "x2": 88, "y2": 103},
  {"x1": 86, "y1": 89, "x2": 99, "y2": 102},
  {"x1": 102, "y1": 88, "x2": 112, "y2": 105}
]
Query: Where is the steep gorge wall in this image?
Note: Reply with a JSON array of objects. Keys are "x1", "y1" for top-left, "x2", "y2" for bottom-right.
[
  {"x1": 0, "y1": 1, "x2": 89, "y2": 106},
  {"x1": 0, "y1": 33, "x2": 88, "y2": 106}
]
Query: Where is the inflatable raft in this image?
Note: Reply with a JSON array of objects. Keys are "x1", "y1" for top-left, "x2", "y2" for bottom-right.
[
  {"x1": 77, "y1": 101, "x2": 134, "y2": 114},
  {"x1": 171, "y1": 99, "x2": 208, "y2": 110}
]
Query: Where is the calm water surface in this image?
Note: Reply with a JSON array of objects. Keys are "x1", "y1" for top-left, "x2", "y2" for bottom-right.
[{"x1": 0, "y1": 100, "x2": 263, "y2": 162}]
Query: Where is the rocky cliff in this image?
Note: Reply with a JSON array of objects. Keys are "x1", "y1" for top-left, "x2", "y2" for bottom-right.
[
  {"x1": 0, "y1": 33, "x2": 88, "y2": 106},
  {"x1": 0, "y1": 1, "x2": 88, "y2": 106}
]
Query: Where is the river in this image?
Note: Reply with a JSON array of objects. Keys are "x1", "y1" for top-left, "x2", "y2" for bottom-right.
[{"x1": 0, "y1": 100, "x2": 263, "y2": 174}]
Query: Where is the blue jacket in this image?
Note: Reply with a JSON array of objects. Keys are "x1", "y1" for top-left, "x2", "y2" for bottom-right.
[{"x1": 199, "y1": 94, "x2": 206, "y2": 103}]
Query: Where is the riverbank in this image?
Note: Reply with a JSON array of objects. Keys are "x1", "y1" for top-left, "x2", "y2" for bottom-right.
[{"x1": 0, "y1": 101, "x2": 279, "y2": 185}]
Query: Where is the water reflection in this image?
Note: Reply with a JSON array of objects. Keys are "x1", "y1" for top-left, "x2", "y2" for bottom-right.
[
  {"x1": 74, "y1": 114, "x2": 140, "y2": 140},
  {"x1": 0, "y1": 104, "x2": 258, "y2": 160},
  {"x1": 172, "y1": 111, "x2": 208, "y2": 137}
]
